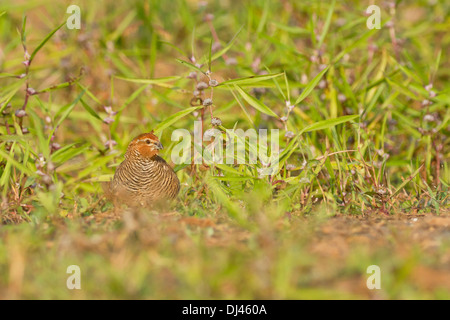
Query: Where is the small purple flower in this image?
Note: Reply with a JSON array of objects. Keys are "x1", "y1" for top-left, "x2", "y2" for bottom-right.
[
  {"x1": 225, "y1": 57, "x2": 237, "y2": 66},
  {"x1": 204, "y1": 13, "x2": 214, "y2": 21},
  {"x1": 187, "y1": 72, "x2": 197, "y2": 79},
  {"x1": 104, "y1": 106, "x2": 118, "y2": 116},
  {"x1": 209, "y1": 79, "x2": 218, "y2": 87},
  {"x1": 202, "y1": 98, "x2": 213, "y2": 106},
  {"x1": 196, "y1": 82, "x2": 209, "y2": 90},
  {"x1": 212, "y1": 42, "x2": 221, "y2": 52},
  {"x1": 338, "y1": 93, "x2": 347, "y2": 102},
  {"x1": 318, "y1": 80, "x2": 327, "y2": 89},
  {"x1": 104, "y1": 139, "x2": 117, "y2": 148},
  {"x1": 15, "y1": 109, "x2": 27, "y2": 118},
  {"x1": 421, "y1": 99, "x2": 431, "y2": 107},
  {"x1": 26, "y1": 87, "x2": 37, "y2": 95},
  {"x1": 211, "y1": 117, "x2": 222, "y2": 126},
  {"x1": 286, "y1": 101, "x2": 294, "y2": 111},
  {"x1": 368, "y1": 43, "x2": 378, "y2": 51},
  {"x1": 103, "y1": 117, "x2": 115, "y2": 124},
  {"x1": 301, "y1": 74, "x2": 308, "y2": 84},
  {"x1": 285, "y1": 131, "x2": 295, "y2": 139},
  {"x1": 51, "y1": 142, "x2": 61, "y2": 151}
]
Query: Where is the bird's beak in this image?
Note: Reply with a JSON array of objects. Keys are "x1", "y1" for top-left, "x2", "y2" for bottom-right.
[{"x1": 156, "y1": 142, "x2": 164, "y2": 150}]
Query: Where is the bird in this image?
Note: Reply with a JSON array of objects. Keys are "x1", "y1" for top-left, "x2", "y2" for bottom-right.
[{"x1": 108, "y1": 131, "x2": 180, "y2": 207}]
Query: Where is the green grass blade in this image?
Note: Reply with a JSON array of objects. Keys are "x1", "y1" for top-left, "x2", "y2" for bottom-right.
[
  {"x1": 217, "y1": 72, "x2": 284, "y2": 87},
  {"x1": 391, "y1": 164, "x2": 423, "y2": 198},
  {"x1": 115, "y1": 75, "x2": 181, "y2": 88},
  {"x1": 317, "y1": 0, "x2": 335, "y2": 49},
  {"x1": 301, "y1": 115, "x2": 359, "y2": 133},
  {"x1": 234, "y1": 85, "x2": 278, "y2": 117},
  {"x1": 153, "y1": 106, "x2": 203, "y2": 134},
  {"x1": 294, "y1": 66, "x2": 329, "y2": 105},
  {"x1": 29, "y1": 21, "x2": 65, "y2": 63}
]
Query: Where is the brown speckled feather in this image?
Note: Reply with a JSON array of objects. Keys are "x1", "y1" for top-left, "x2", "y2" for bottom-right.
[{"x1": 109, "y1": 132, "x2": 180, "y2": 207}]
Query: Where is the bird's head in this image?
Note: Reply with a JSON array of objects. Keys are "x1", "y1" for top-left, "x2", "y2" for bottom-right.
[{"x1": 126, "y1": 131, "x2": 163, "y2": 159}]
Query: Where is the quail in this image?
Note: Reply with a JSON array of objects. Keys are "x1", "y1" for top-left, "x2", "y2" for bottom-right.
[{"x1": 109, "y1": 132, "x2": 180, "y2": 207}]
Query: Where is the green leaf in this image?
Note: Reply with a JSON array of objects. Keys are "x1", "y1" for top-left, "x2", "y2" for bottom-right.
[
  {"x1": 39, "y1": 76, "x2": 82, "y2": 93},
  {"x1": 153, "y1": 106, "x2": 203, "y2": 134},
  {"x1": 51, "y1": 143, "x2": 90, "y2": 164},
  {"x1": 391, "y1": 164, "x2": 423, "y2": 197},
  {"x1": 0, "y1": 135, "x2": 31, "y2": 142},
  {"x1": 83, "y1": 174, "x2": 114, "y2": 183},
  {"x1": 77, "y1": 83, "x2": 102, "y2": 105},
  {"x1": 317, "y1": 0, "x2": 335, "y2": 49},
  {"x1": 29, "y1": 21, "x2": 65, "y2": 63},
  {"x1": 0, "y1": 142, "x2": 14, "y2": 187},
  {"x1": 217, "y1": 72, "x2": 284, "y2": 87},
  {"x1": 332, "y1": 27, "x2": 378, "y2": 64},
  {"x1": 301, "y1": 114, "x2": 359, "y2": 133},
  {"x1": 80, "y1": 98, "x2": 102, "y2": 121},
  {"x1": 213, "y1": 176, "x2": 256, "y2": 182},
  {"x1": 0, "y1": 145, "x2": 34, "y2": 177},
  {"x1": 106, "y1": 11, "x2": 136, "y2": 42},
  {"x1": 386, "y1": 78, "x2": 419, "y2": 100},
  {"x1": 175, "y1": 59, "x2": 205, "y2": 75},
  {"x1": 294, "y1": 66, "x2": 329, "y2": 105},
  {"x1": 115, "y1": 75, "x2": 181, "y2": 88},
  {"x1": 20, "y1": 15, "x2": 27, "y2": 43},
  {"x1": 159, "y1": 41, "x2": 187, "y2": 57},
  {"x1": 50, "y1": 89, "x2": 86, "y2": 144},
  {"x1": 0, "y1": 78, "x2": 26, "y2": 112},
  {"x1": 117, "y1": 84, "x2": 148, "y2": 112},
  {"x1": 208, "y1": 38, "x2": 213, "y2": 72},
  {"x1": 0, "y1": 73, "x2": 20, "y2": 79},
  {"x1": 28, "y1": 109, "x2": 50, "y2": 159},
  {"x1": 278, "y1": 115, "x2": 359, "y2": 170},
  {"x1": 271, "y1": 22, "x2": 310, "y2": 35},
  {"x1": 206, "y1": 174, "x2": 247, "y2": 226},
  {"x1": 215, "y1": 163, "x2": 251, "y2": 177},
  {"x1": 210, "y1": 26, "x2": 243, "y2": 62},
  {"x1": 233, "y1": 85, "x2": 278, "y2": 118}
]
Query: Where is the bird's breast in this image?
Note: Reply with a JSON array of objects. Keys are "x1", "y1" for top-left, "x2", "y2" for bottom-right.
[{"x1": 112, "y1": 156, "x2": 179, "y2": 200}]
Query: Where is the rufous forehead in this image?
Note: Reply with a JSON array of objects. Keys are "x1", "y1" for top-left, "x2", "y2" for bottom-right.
[{"x1": 132, "y1": 132, "x2": 159, "y2": 143}]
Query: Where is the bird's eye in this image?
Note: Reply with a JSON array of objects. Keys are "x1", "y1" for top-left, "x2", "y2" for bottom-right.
[{"x1": 145, "y1": 139, "x2": 152, "y2": 144}]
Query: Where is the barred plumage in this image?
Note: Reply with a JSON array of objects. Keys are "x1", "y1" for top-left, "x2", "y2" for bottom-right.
[{"x1": 109, "y1": 132, "x2": 180, "y2": 207}]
